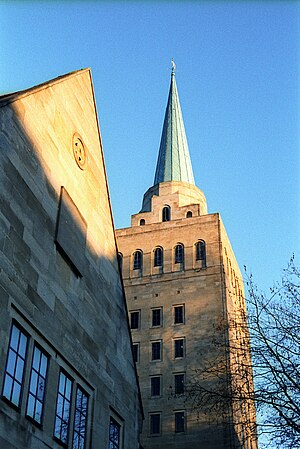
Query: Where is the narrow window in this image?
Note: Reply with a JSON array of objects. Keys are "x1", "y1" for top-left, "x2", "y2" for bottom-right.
[
  {"x1": 132, "y1": 343, "x2": 139, "y2": 363},
  {"x1": 186, "y1": 211, "x2": 192, "y2": 218},
  {"x1": 133, "y1": 250, "x2": 142, "y2": 270},
  {"x1": 117, "y1": 252, "x2": 123, "y2": 272},
  {"x1": 174, "y1": 411, "x2": 185, "y2": 433},
  {"x1": 162, "y1": 206, "x2": 171, "y2": 222},
  {"x1": 154, "y1": 247, "x2": 163, "y2": 267},
  {"x1": 174, "y1": 244, "x2": 184, "y2": 264},
  {"x1": 151, "y1": 341, "x2": 161, "y2": 361},
  {"x1": 139, "y1": 219, "x2": 145, "y2": 226},
  {"x1": 174, "y1": 374, "x2": 184, "y2": 395},
  {"x1": 130, "y1": 311, "x2": 140, "y2": 330},
  {"x1": 152, "y1": 308, "x2": 162, "y2": 327},
  {"x1": 150, "y1": 413, "x2": 161, "y2": 435},
  {"x1": 195, "y1": 240, "x2": 206, "y2": 267},
  {"x1": 174, "y1": 305, "x2": 184, "y2": 324},
  {"x1": 54, "y1": 371, "x2": 73, "y2": 444},
  {"x1": 26, "y1": 346, "x2": 48, "y2": 424},
  {"x1": 72, "y1": 387, "x2": 88, "y2": 449},
  {"x1": 109, "y1": 417, "x2": 121, "y2": 449},
  {"x1": 174, "y1": 339, "x2": 184, "y2": 358},
  {"x1": 2, "y1": 323, "x2": 28, "y2": 408},
  {"x1": 151, "y1": 377, "x2": 161, "y2": 397}
]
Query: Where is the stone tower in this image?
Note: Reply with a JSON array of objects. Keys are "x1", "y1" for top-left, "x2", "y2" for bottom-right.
[{"x1": 116, "y1": 66, "x2": 257, "y2": 449}]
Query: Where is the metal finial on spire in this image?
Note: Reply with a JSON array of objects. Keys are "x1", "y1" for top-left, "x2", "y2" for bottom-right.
[{"x1": 171, "y1": 58, "x2": 176, "y2": 74}]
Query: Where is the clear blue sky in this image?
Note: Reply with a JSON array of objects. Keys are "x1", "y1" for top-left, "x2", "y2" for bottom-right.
[{"x1": 1, "y1": 1, "x2": 299, "y2": 296}]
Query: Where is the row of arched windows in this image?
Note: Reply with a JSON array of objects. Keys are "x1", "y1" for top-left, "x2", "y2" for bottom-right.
[
  {"x1": 118, "y1": 240, "x2": 206, "y2": 273},
  {"x1": 139, "y1": 205, "x2": 196, "y2": 226}
]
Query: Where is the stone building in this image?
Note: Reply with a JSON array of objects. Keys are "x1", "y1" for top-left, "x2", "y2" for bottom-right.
[
  {"x1": 116, "y1": 68, "x2": 257, "y2": 449},
  {"x1": 0, "y1": 69, "x2": 143, "y2": 449}
]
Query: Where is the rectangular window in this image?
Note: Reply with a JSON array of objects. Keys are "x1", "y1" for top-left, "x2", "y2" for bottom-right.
[
  {"x1": 174, "y1": 374, "x2": 184, "y2": 395},
  {"x1": 72, "y1": 387, "x2": 88, "y2": 449},
  {"x1": 26, "y1": 345, "x2": 48, "y2": 424},
  {"x1": 130, "y1": 311, "x2": 140, "y2": 330},
  {"x1": 152, "y1": 308, "x2": 162, "y2": 327},
  {"x1": 175, "y1": 411, "x2": 185, "y2": 433},
  {"x1": 132, "y1": 343, "x2": 139, "y2": 363},
  {"x1": 2, "y1": 323, "x2": 28, "y2": 408},
  {"x1": 54, "y1": 371, "x2": 73, "y2": 444},
  {"x1": 174, "y1": 305, "x2": 184, "y2": 324},
  {"x1": 150, "y1": 377, "x2": 161, "y2": 397},
  {"x1": 174, "y1": 339, "x2": 185, "y2": 358},
  {"x1": 150, "y1": 413, "x2": 161, "y2": 435},
  {"x1": 109, "y1": 417, "x2": 121, "y2": 449},
  {"x1": 151, "y1": 341, "x2": 161, "y2": 361}
]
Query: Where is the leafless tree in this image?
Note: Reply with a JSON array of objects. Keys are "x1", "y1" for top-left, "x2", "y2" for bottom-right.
[{"x1": 185, "y1": 256, "x2": 300, "y2": 449}]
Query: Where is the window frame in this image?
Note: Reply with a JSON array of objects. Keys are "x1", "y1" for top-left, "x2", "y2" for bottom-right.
[
  {"x1": 174, "y1": 338, "x2": 185, "y2": 359},
  {"x1": 174, "y1": 373, "x2": 185, "y2": 395},
  {"x1": 133, "y1": 250, "x2": 143, "y2": 271},
  {"x1": 53, "y1": 369, "x2": 73, "y2": 445},
  {"x1": 150, "y1": 376, "x2": 161, "y2": 397},
  {"x1": 174, "y1": 410, "x2": 185, "y2": 433},
  {"x1": 2, "y1": 322, "x2": 29, "y2": 410},
  {"x1": 72, "y1": 385, "x2": 89, "y2": 449},
  {"x1": 149, "y1": 412, "x2": 161, "y2": 436},
  {"x1": 173, "y1": 305, "x2": 185, "y2": 325},
  {"x1": 151, "y1": 308, "x2": 162, "y2": 327},
  {"x1": 130, "y1": 311, "x2": 140, "y2": 330},
  {"x1": 151, "y1": 341, "x2": 162, "y2": 362},
  {"x1": 26, "y1": 343, "x2": 49, "y2": 426}
]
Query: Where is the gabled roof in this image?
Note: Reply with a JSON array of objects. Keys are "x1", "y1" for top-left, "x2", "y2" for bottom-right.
[
  {"x1": 0, "y1": 68, "x2": 89, "y2": 107},
  {"x1": 153, "y1": 70, "x2": 195, "y2": 186}
]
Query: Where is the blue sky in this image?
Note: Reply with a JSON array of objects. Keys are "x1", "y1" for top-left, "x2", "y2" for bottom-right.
[{"x1": 1, "y1": 1, "x2": 299, "y2": 296}]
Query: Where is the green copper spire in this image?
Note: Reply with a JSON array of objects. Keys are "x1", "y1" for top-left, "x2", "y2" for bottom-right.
[{"x1": 154, "y1": 61, "x2": 195, "y2": 186}]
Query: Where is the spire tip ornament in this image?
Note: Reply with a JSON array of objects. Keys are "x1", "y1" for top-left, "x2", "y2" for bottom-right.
[{"x1": 171, "y1": 58, "x2": 176, "y2": 75}]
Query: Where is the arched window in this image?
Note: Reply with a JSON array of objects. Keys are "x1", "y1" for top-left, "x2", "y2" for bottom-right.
[
  {"x1": 139, "y1": 219, "x2": 145, "y2": 226},
  {"x1": 195, "y1": 240, "x2": 206, "y2": 267},
  {"x1": 154, "y1": 247, "x2": 163, "y2": 267},
  {"x1": 174, "y1": 244, "x2": 184, "y2": 264},
  {"x1": 186, "y1": 211, "x2": 193, "y2": 218},
  {"x1": 162, "y1": 206, "x2": 171, "y2": 222},
  {"x1": 133, "y1": 250, "x2": 143, "y2": 270},
  {"x1": 117, "y1": 252, "x2": 123, "y2": 271}
]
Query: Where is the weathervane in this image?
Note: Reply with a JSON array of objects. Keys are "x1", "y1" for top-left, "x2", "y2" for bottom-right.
[{"x1": 171, "y1": 58, "x2": 176, "y2": 74}]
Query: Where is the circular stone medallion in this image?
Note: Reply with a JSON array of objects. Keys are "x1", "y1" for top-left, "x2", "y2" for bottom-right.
[{"x1": 72, "y1": 133, "x2": 87, "y2": 169}]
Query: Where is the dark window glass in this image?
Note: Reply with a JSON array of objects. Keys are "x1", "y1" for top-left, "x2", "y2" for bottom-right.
[
  {"x1": 3, "y1": 323, "x2": 28, "y2": 408},
  {"x1": 151, "y1": 377, "x2": 161, "y2": 397},
  {"x1": 132, "y1": 344, "x2": 139, "y2": 363},
  {"x1": 151, "y1": 342, "x2": 161, "y2": 361},
  {"x1": 196, "y1": 240, "x2": 206, "y2": 267},
  {"x1": 117, "y1": 253, "x2": 123, "y2": 272},
  {"x1": 54, "y1": 371, "x2": 73, "y2": 444},
  {"x1": 133, "y1": 251, "x2": 142, "y2": 270},
  {"x1": 139, "y1": 219, "x2": 145, "y2": 226},
  {"x1": 152, "y1": 309, "x2": 161, "y2": 327},
  {"x1": 174, "y1": 339, "x2": 184, "y2": 358},
  {"x1": 174, "y1": 306, "x2": 184, "y2": 324},
  {"x1": 162, "y1": 206, "x2": 170, "y2": 222},
  {"x1": 186, "y1": 211, "x2": 193, "y2": 218},
  {"x1": 130, "y1": 311, "x2": 140, "y2": 330},
  {"x1": 154, "y1": 247, "x2": 163, "y2": 267},
  {"x1": 174, "y1": 244, "x2": 184, "y2": 264},
  {"x1": 174, "y1": 374, "x2": 184, "y2": 394},
  {"x1": 150, "y1": 413, "x2": 161, "y2": 435},
  {"x1": 72, "y1": 387, "x2": 88, "y2": 449},
  {"x1": 26, "y1": 346, "x2": 48, "y2": 424},
  {"x1": 175, "y1": 411, "x2": 185, "y2": 433},
  {"x1": 109, "y1": 417, "x2": 121, "y2": 449}
]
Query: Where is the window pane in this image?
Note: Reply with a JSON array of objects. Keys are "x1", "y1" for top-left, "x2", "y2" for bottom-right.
[
  {"x1": 174, "y1": 306, "x2": 184, "y2": 324},
  {"x1": 10, "y1": 326, "x2": 20, "y2": 351},
  {"x1": 35, "y1": 400, "x2": 42, "y2": 423},
  {"x1": 152, "y1": 342, "x2": 161, "y2": 360},
  {"x1": 130, "y1": 312, "x2": 139, "y2": 329},
  {"x1": 55, "y1": 372, "x2": 73, "y2": 444},
  {"x1": 6, "y1": 350, "x2": 17, "y2": 376},
  {"x1": 175, "y1": 374, "x2": 184, "y2": 394},
  {"x1": 19, "y1": 333, "x2": 27, "y2": 358},
  {"x1": 150, "y1": 414, "x2": 160, "y2": 434},
  {"x1": 151, "y1": 377, "x2": 160, "y2": 396},
  {"x1": 175, "y1": 411, "x2": 185, "y2": 432},
  {"x1": 15, "y1": 357, "x2": 24, "y2": 382},
  {"x1": 175, "y1": 339, "x2": 184, "y2": 358},
  {"x1": 11, "y1": 382, "x2": 21, "y2": 406},
  {"x1": 27, "y1": 393, "x2": 35, "y2": 418},
  {"x1": 40, "y1": 353, "x2": 48, "y2": 377},
  {"x1": 132, "y1": 344, "x2": 139, "y2": 363},
  {"x1": 3, "y1": 375, "x2": 13, "y2": 400}
]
